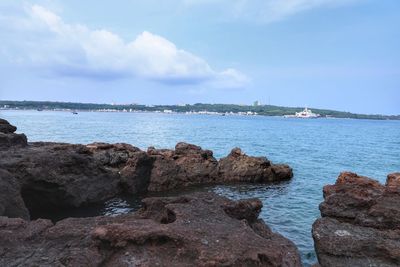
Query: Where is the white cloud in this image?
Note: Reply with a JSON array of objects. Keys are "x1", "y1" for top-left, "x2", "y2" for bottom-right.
[
  {"x1": 182, "y1": 0, "x2": 358, "y2": 23},
  {"x1": 1, "y1": 5, "x2": 248, "y2": 88}
]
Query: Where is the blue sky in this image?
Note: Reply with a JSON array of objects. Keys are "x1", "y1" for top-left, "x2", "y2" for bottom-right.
[{"x1": 0, "y1": 0, "x2": 399, "y2": 114}]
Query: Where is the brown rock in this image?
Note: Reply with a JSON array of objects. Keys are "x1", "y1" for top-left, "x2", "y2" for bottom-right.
[
  {"x1": 0, "y1": 142, "x2": 122, "y2": 219},
  {"x1": 313, "y1": 172, "x2": 400, "y2": 267},
  {"x1": 218, "y1": 148, "x2": 293, "y2": 183},
  {"x1": 0, "y1": 192, "x2": 301, "y2": 267},
  {"x1": 87, "y1": 142, "x2": 154, "y2": 194},
  {"x1": 387, "y1": 172, "x2": 400, "y2": 188},
  {"x1": 147, "y1": 142, "x2": 219, "y2": 191},
  {"x1": 0, "y1": 118, "x2": 295, "y2": 221}
]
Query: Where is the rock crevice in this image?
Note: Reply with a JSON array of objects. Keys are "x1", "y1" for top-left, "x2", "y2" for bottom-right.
[{"x1": 0, "y1": 192, "x2": 302, "y2": 267}]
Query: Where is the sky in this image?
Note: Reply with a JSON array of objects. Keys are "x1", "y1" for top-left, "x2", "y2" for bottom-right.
[{"x1": 0, "y1": 0, "x2": 399, "y2": 115}]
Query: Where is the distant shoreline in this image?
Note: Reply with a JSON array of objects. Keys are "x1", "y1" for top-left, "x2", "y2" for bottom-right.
[{"x1": 1, "y1": 100, "x2": 399, "y2": 120}]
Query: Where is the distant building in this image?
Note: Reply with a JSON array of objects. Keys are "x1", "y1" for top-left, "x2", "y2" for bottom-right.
[{"x1": 253, "y1": 100, "x2": 261, "y2": 106}]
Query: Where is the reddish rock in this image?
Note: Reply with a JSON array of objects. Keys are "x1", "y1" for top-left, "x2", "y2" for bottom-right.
[
  {"x1": 387, "y1": 172, "x2": 400, "y2": 188},
  {"x1": 0, "y1": 119, "x2": 294, "y2": 221},
  {"x1": 218, "y1": 148, "x2": 293, "y2": 183},
  {"x1": 146, "y1": 142, "x2": 219, "y2": 191},
  {"x1": 0, "y1": 192, "x2": 301, "y2": 267},
  {"x1": 313, "y1": 172, "x2": 400, "y2": 267},
  {"x1": 87, "y1": 142, "x2": 154, "y2": 194},
  {"x1": 147, "y1": 144, "x2": 293, "y2": 192},
  {"x1": 0, "y1": 142, "x2": 122, "y2": 218}
]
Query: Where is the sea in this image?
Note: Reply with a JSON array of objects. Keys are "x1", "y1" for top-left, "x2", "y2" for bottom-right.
[{"x1": 1, "y1": 110, "x2": 399, "y2": 266}]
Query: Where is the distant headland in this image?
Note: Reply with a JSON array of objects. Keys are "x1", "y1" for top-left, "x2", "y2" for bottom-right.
[{"x1": 1, "y1": 100, "x2": 399, "y2": 120}]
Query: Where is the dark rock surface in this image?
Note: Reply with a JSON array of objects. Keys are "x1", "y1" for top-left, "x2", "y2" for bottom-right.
[
  {"x1": 0, "y1": 119, "x2": 293, "y2": 221},
  {"x1": 86, "y1": 142, "x2": 154, "y2": 194},
  {"x1": 218, "y1": 148, "x2": 293, "y2": 183},
  {"x1": 0, "y1": 142, "x2": 122, "y2": 218},
  {"x1": 0, "y1": 119, "x2": 27, "y2": 148},
  {"x1": 0, "y1": 118, "x2": 17, "y2": 133},
  {"x1": 0, "y1": 169, "x2": 30, "y2": 220},
  {"x1": 312, "y1": 172, "x2": 400, "y2": 267},
  {"x1": 0, "y1": 192, "x2": 302, "y2": 267},
  {"x1": 147, "y1": 142, "x2": 219, "y2": 191}
]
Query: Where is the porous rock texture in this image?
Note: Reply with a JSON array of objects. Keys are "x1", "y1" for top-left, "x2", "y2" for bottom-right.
[
  {"x1": 0, "y1": 192, "x2": 302, "y2": 267},
  {"x1": 0, "y1": 119, "x2": 293, "y2": 220},
  {"x1": 312, "y1": 172, "x2": 400, "y2": 267},
  {"x1": 218, "y1": 147, "x2": 293, "y2": 183}
]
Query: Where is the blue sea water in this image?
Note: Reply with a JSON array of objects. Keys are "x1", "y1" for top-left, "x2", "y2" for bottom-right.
[{"x1": 1, "y1": 110, "x2": 399, "y2": 266}]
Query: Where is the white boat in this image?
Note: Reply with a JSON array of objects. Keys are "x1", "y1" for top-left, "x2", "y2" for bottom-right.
[{"x1": 284, "y1": 107, "x2": 320, "y2": 118}]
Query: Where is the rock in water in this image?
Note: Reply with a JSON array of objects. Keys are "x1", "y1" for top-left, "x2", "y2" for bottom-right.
[
  {"x1": 0, "y1": 118, "x2": 17, "y2": 133},
  {"x1": 218, "y1": 148, "x2": 293, "y2": 183},
  {"x1": 0, "y1": 192, "x2": 302, "y2": 267},
  {"x1": 0, "y1": 119, "x2": 27, "y2": 148},
  {"x1": 0, "y1": 119, "x2": 294, "y2": 220},
  {"x1": 312, "y1": 172, "x2": 400, "y2": 267},
  {"x1": 146, "y1": 142, "x2": 219, "y2": 191}
]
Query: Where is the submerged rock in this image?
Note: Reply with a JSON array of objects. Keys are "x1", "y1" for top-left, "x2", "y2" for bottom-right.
[
  {"x1": 312, "y1": 172, "x2": 400, "y2": 267},
  {"x1": 0, "y1": 192, "x2": 302, "y2": 267}
]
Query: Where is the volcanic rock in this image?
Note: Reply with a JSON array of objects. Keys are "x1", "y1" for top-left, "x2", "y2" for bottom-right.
[
  {"x1": 0, "y1": 169, "x2": 29, "y2": 220},
  {"x1": 0, "y1": 192, "x2": 301, "y2": 267},
  {"x1": 0, "y1": 118, "x2": 17, "y2": 133},
  {"x1": 218, "y1": 148, "x2": 293, "y2": 183},
  {"x1": 87, "y1": 142, "x2": 154, "y2": 194},
  {"x1": 0, "y1": 119, "x2": 294, "y2": 221},
  {"x1": 0, "y1": 142, "x2": 122, "y2": 218},
  {"x1": 312, "y1": 172, "x2": 400, "y2": 267},
  {"x1": 0, "y1": 119, "x2": 27, "y2": 148},
  {"x1": 146, "y1": 142, "x2": 219, "y2": 191}
]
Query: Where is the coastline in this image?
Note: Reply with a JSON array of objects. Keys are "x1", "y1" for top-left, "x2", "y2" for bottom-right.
[
  {"x1": 1, "y1": 118, "x2": 399, "y2": 266},
  {"x1": 1, "y1": 108, "x2": 399, "y2": 121},
  {"x1": 1, "y1": 100, "x2": 399, "y2": 120}
]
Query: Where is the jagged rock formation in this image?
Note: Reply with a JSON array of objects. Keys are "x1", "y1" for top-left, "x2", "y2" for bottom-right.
[
  {"x1": 312, "y1": 172, "x2": 400, "y2": 267},
  {"x1": 0, "y1": 119, "x2": 27, "y2": 148},
  {"x1": 0, "y1": 119, "x2": 293, "y2": 220},
  {"x1": 0, "y1": 192, "x2": 302, "y2": 267},
  {"x1": 218, "y1": 147, "x2": 293, "y2": 183},
  {"x1": 147, "y1": 143, "x2": 219, "y2": 191}
]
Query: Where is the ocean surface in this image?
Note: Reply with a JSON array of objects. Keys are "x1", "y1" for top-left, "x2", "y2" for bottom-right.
[{"x1": 2, "y1": 110, "x2": 399, "y2": 266}]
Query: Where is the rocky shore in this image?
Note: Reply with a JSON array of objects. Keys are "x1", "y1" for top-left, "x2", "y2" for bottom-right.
[
  {"x1": 0, "y1": 119, "x2": 293, "y2": 220},
  {"x1": 0, "y1": 118, "x2": 301, "y2": 266},
  {"x1": 312, "y1": 172, "x2": 400, "y2": 267},
  {"x1": 2, "y1": 118, "x2": 399, "y2": 267},
  {"x1": 0, "y1": 192, "x2": 301, "y2": 266}
]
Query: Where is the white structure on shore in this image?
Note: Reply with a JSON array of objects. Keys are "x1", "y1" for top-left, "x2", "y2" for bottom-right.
[{"x1": 284, "y1": 107, "x2": 320, "y2": 118}]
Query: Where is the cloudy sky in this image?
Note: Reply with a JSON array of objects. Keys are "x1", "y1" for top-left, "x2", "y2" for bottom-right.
[{"x1": 0, "y1": 0, "x2": 399, "y2": 114}]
